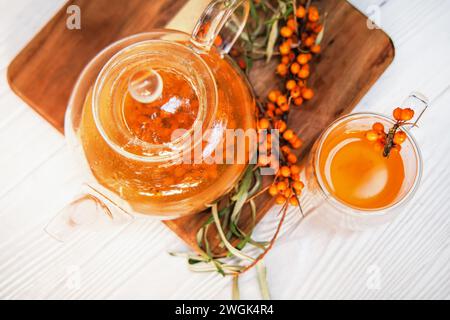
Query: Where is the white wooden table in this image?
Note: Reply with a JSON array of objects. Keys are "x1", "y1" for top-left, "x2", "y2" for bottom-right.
[{"x1": 0, "y1": 0, "x2": 449, "y2": 300}]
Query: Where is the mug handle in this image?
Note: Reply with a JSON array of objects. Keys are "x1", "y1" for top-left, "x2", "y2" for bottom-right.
[
  {"x1": 45, "y1": 184, "x2": 133, "y2": 242},
  {"x1": 190, "y1": 0, "x2": 250, "y2": 55},
  {"x1": 401, "y1": 92, "x2": 429, "y2": 129}
]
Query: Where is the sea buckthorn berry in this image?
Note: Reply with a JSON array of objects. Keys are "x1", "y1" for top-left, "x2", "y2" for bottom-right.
[
  {"x1": 277, "y1": 63, "x2": 288, "y2": 76},
  {"x1": 258, "y1": 118, "x2": 270, "y2": 130},
  {"x1": 365, "y1": 130, "x2": 379, "y2": 142},
  {"x1": 267, "y1": 102, "x2": 276, "y2": 111},
  {"x1": 392, "y1": 144, "x2": 402, "y2": 153},
  {"x1": 297, "y1": 54, "x2": 309, "y2": 65},
  {"x1": 287, "y1": 153, "x2": 298, "y2": 164},
  {"x1": 280, "y1": 166, "x2": 291, "y2": 177},
  {"x1": 269, "y1": 184, "x2": 278, "y2": 196},
  {"x1": 214, "y1": 35, "x2": 223, "y2": 47},
  {"x1": 393, "y1": 131, "x2": 407, "y2": 145},
  {"x1": 275, "y1": 108, "x2": 284, "y2": 116},
  {"x1": 308, "y1": 6, "x2": 320, "y2": 22},
  {"x1": 289, "y1": 196, "x2": 299, "y2": 207},
  {"x1": 291, "y1": 173, "x2": 301, "y2": 181},
  {"x1": 290, "y1": 164, "x2": 301, "y2": 175},
  {"x1": 298, "y1": 68, "x2": 310, "y2": 79},
  {"x1": 296, "y1": 5, "x2": 306, "y2": 18},
  {"x1": 277, "y1": 181, "x2": 287, "y2": 191},
  {"x1": 283, "y1": 129, "x2": 295, "y2": 141},
  {"x1": 304, "y1": 36, "x2": 315, "y2": 47},
  {"x1": 294, "y1": 97, "x2": 304, "y2": 106},
  {"x1": 281, "y1": 145, "x2": 291, "y2": 155},
  {"x1": 372, "y1": 122, "x2": 385, "y2": 133},
  {"x1": 275, "y1": 120, "x2": 287, "y2": 133},
  {"x1": 313, "y1": 24, "x2": 323, "y2": 33},
  {"x1": 280, "y1": 26, "x2": 294, "y2": 38},
  {"x1": 393, "y1": 107, "x2": 403, "y2": 121},
  {"x1": 280, "y1": 103, "x2": 290, "y2": 112},
  {"x1": 373, "y1": 141, "x2": 385, "y2": 152},
  {"x1": 174, "y1": 166, "x2": 186, "y2": 178},
  {"x1": 258, "y1": 154, "x2": 270, "y2": 166},
  {"x1": 292, "y1": 180, "x2": 305, "y2": 192},
  {"x1": 237, "y1": 58, "x2": 246, "y2": 69},
  {"x1": 279, "y1": 42, "x2": 291, "y2": 55},
  {"x1": 290, "y1": 62, "x2": 301, "y2": 74},
  {"x1": 284, "y1": 188, "x2": 292, "y2": 198},
  {"x1": 207, "y1": 167, "x2": 219, "y2": 179},
  {"x1": 290, "y1": 87, "x2": 301, "y2": 99},
  {"x1": 291, "y1": 138, "x2": 303, "y2": 149},
  {"x1": 276, "y1": 195, "x2": 287, "y2": 205},
  {"x1": 306, "y1": 22, "x2": 316, "y2": 31},
  {"x1": 277, "y1": 94, "x2": 288, "y2": 107},
  {"x1": 287, "y1": 18, "x2": 297, "y2": 31},
  {"x1": 266, "y1": 110, "x2": 274, "y2": 118},
  {"x1": 311, "y1": 44, "x2": 321, "y2": 54},
  {"x1": 302, "y1": 88, "x2": 314, "y2": 100},
  {"x1": 401, "y1": 108, "x2": 415, "y2": 121},
  {"x1": 268, "y1": 90, "x2": 281, "y2": 102},
  {"x1": 286, "y1": 80, "x2": 297, "y2": 90},
  {"x1": 281, "y1": 55, "x2": 290, "y2": 65},
  {"x1": 230, "y1": 48, "x2": 239, "y2": 57}
]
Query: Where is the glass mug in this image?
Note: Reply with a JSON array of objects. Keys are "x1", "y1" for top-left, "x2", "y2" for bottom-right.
[
  {"x1": 304, "y1": 93, "x2": 428, "y2": 230},
  {"x1": 46, "y1": 0, "x2": 256, "y2": 241}
]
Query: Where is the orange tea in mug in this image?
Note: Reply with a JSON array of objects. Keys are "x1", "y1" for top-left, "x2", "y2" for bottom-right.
[
  {"x1": 317, "y1": 122, "x2": 406, "y2": 210},
  {"x1": 306, "y1": 94, "x2": 427, "y2": 229}
]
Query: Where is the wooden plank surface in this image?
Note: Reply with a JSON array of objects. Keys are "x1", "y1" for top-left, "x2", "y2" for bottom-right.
[
  {"x1": 6, "y1": 0, "x2": 394, "y2": 254},
  {"x1": 0, "y1": 0, "x2": 449, "y2": 300}
]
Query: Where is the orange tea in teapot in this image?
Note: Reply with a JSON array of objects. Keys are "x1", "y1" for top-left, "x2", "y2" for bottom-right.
[{"x1": 77, "y1": 39, "x2": 256, "y2": 217}]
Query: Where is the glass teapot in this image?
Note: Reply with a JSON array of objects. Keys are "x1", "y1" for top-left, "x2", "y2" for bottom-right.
[{"x1": 46, "y1": 0, "x2": 256, "y2": 241}]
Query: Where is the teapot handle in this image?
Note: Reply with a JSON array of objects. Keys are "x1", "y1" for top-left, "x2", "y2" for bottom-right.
[
  {"x1": 45, "y1": 184, "x2": 133, "y2": 242},
  {"x1": 191, "y1": 0, "x2": 250, "y2": 55}
]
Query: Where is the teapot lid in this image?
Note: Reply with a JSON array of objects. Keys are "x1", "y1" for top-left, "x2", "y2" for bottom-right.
[
  {"x1": 92, "y1": 40, "x2": 218, "y2": 162},
  {"x1": 92, "y1": 0, "x2": 251, "y2": 162}
]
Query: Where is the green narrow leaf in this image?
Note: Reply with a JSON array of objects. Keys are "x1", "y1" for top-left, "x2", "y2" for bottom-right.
[
  {"x1": 248, "y1": 239, "x2": 269, "y2": 250},
  {"x1": 236, "y1": 235, "x2": 251, "y2": 250},
  {"x1": 256, "y1": 261, "x2": 271, "y2": 300},
  {"x1": 316, "y1": 14, "x2": 327, "y2": 45},
  {"x1": 248, "y1": 168, "x2": 262, "y2": 198},
  {"x1": 249, "y1": 199, "x2": 257, "y2": 226},
  {"x1": 230, "y1": 221, "x2": 245, "y2": 239},
  {"x1": 244, "y1": 55, "x2": 254, "y2": 73},
  {"x1": 203, "y1": 225, "x2": 213, "y2": 258},
  {"x1": 266, "y1": 19, "x2": 279, "y2": 62},
  {"x1": 196, "y1": 227, "x2": 204, "y2": 248},
  {"x1": 202, "y1": 206, "x2": 230, "y2": 229},
  {"x1": 232, "y1": 276, "x2": 240, "y2": 300},
  {"x1": 188, "y1": 258, "x2": 202, "y2": 265},
  {"x1": 169, "y1": 252, "x2": 211, "y2": 264},
  {"x1": 249, "y1": 0, "x2": 258, "y2": 21},
  {"x1": 230, "y1": 166, "x2": 254, "y2": 225},
  {"x1": 213, "y1": 260, "x2": 226, "y2": 276},
  {"x1": 211, "y1": 203, "x2": 254, "y2": 262}
]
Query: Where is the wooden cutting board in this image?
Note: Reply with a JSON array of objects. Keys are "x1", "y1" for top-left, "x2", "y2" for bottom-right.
[{"x1": 7, "y1": 0, "x2": 394, "y2": 253}]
